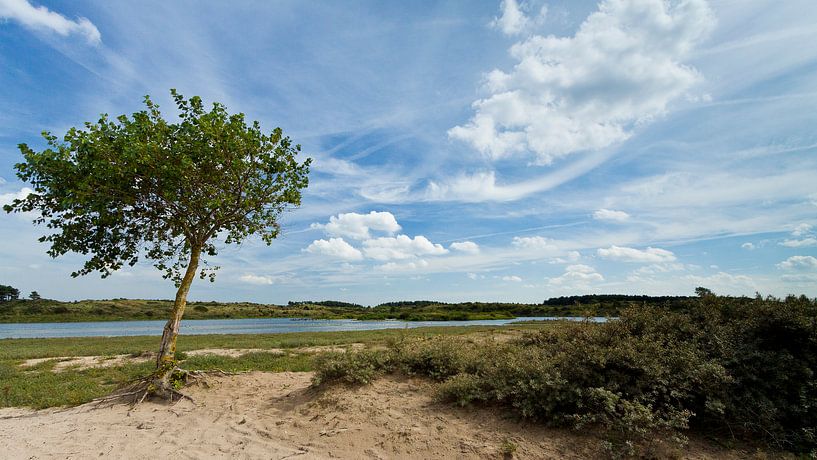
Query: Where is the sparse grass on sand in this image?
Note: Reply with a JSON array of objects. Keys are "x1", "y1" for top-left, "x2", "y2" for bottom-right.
[{"x1": 0, "y1": 323, "x2": 552, "y2": 409}]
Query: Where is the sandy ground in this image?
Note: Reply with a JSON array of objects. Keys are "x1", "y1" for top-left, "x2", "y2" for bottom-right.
[
  {"x1": 19, "y1": 344, "x2": 367, "y2": 372},
  {"x1": 0, "y1": 371, "x2": 749, "y2": 460}
]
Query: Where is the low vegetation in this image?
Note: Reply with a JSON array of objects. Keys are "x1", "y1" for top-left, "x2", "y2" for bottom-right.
[
  {"x1": 0, "y1": 294, "x2": 699, "y2": 323},
  {"x1": 314, "y1": 293, "x2": 817, "y2": 455},
  {"x1": 0, "y1": 323, "x2": 549, "y2": 408}
]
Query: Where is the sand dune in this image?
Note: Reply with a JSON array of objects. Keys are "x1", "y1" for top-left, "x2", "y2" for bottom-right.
[{"x1": 0, "y1": 372, "x2": 745, "y2": 459}]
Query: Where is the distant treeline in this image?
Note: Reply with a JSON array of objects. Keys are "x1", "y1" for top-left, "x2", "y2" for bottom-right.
[
  {"x1": 295, "y1": 295, "x2": 696, "y2": 309},
  {"x1": 4, "y1": 293, "x2": 811, "y2": 323},
  {"x1": 288, "y1": 300, "x2": 365, "y2": 309},
  {"x1": 287, "y1": 295, "x2": 706, "y2": 321}
]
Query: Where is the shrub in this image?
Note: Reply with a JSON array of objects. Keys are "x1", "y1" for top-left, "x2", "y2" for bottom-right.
[
  {"x1": 312, "y1": 350, "x2": 395, "y2": 386},
  {"x1": 313, "y1": 294, "x2": 817, "y2": 454}
]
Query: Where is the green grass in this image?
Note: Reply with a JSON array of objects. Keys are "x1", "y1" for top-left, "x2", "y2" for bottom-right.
[{"x1": 0, "y1": 323, "x2": 554, "y2": 409}]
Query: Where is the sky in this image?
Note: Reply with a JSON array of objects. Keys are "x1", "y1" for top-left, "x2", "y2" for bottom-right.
[{"x1": 1, "y1": 0, "x2": 816, "y2": 305}]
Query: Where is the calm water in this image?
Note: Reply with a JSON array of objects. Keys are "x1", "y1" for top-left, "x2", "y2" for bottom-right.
[{"x1": 0, "y1": 316, "x2": 607, "y2": 339}]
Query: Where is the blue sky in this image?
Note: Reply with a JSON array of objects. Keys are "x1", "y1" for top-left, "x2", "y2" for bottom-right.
[{"x1": 1, "y1": 0, "x2": 816, "y2": 304}]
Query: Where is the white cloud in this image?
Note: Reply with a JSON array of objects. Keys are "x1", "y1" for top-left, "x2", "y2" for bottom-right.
[
  {"x1": 490, "y1": 0, "x2": 546, "y2": 36},
  {"x1": 548, "y1": 264, "x2": 604, "y2": 285},
  {"x1": 511, "y1": 235, "x2": 558, "y2": 251},
  {"x1": 0, "y1": 187, "x2": 36, "y2": 220},
  {"x1": 466, "y1": 272, "x2": 482, "y2": 280},
  {"x1": 362, "y1": 235, "x2": 448, "y2": 261},
  {"x1": 777, "y1": 255, "x2": 817, "y2": 271},
  {"x1": 449, "y1": 0, "x2": 715, "y2": 164},
  {"x1": 741, "y1": 242, "x2": 755, "y2": 250},
  {"x1": 780, "y1": 223, "x2": 816, "y2": 247},
  {"x1": 502, "y1": 275, "x2": 523, "y2": 282},
  {"x1": 780, "y1": 238, "x2": 817, "y2": 248},
  {"x1": 681, "y1": 272, "x2": 754, "y2": 289},
  {"x1": 550, "y1": 250, "x2": 581, "y2": 264},
  {"x1": 597, "y1": 245, "x2": 676, "y2": 263},
  {"x1": 593, "y1": 208, "x2": 630, "y2": 222},
  {"x1": 0, "y1": 187, "x2": 31, "y2": 206},
  {"x1": 305, "y1": 238, "x2": 364, "y2": 261},
  {"x1": 311, "y1": 211, "x2": 401, "y2": 240},
  {"x1": 0, "y1": 0, "x2": 101, "y2": 44},
  {"x1": 449, "y1": 241, "x2": 480, "y2": 254},
  {"x1": 780, "y1": 273, "x2": 817, "y2": 283},
  {"x1": 238, "y1": 274, "x2": 274, "y2": 285},
  {"x1": 632, "y1": 262, "x2": 685, "y2": 275},
  {"x1": 377, "y1": 259, "x2": 429, "y2": 272},
  {"x1": 423, "y1": 148, "x2": 613, "y2": 202},
  {"x1": 792, "y1": 223, "x2": 813, "y2": 237}
]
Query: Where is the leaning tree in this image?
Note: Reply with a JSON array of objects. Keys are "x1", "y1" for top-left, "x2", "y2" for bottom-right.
[{"x1": 4, "y1": 90, "x2": 310, "y2": 398}]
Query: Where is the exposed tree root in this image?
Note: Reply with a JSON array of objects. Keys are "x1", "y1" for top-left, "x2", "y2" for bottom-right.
[{"x1": 91, "y1": 367, "x2": 242, "y2": 408}]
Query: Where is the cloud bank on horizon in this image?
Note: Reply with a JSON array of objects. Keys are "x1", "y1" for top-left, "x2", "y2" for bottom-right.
[{"x1": 0, "y1": 0, "x2": 815, "y2": 304}]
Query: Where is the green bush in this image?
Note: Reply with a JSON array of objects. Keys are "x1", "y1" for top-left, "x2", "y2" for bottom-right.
[
  {"x1": 312, "y1": 350, "x2": 395, "y2": 386},
  {"x1": 313, "y1": 294, "x2": 817, "y2": 454}
]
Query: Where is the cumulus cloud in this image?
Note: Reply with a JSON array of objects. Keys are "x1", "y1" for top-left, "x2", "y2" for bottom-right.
[
  {"x1": 311, "y1": 211, "x2": 400, "y2": 240},
  {"x1": 0, "y1": 187, "x2": 31, "y2": 206},
  {"x1": 449, "y1": 0, "x2": 715, "y2": 164},
  {"x1": 305, "y1": 238, "x2": 364, "y2": 261},
  {"x1": 490, "y1": 0, "x2": 546, "y2": 36},
  {"x1": 597, "y1": 245, "x2": 676, "y2": 263},
  {"x1": 449, "y1": 241, "x2": 480, "y2": 254},
  {"x1": 502, "y1": 275, "x2": 523, "y2": 282},
  {"x1": 593, "y1": 209, "x2": 630, "y2": 222},
  {"x1": 0, "y1": 187, "x2": 37, "y2": 220},
  {"x1": 777, "y1": 255, "x2": 817, "y2": 271},
  {"x1": 741, "y1": 242, "x2": 755, "y2": 250},
  {"x1": 548, "y1": 264, "x2": 604, "y2": 285},
  {"x1": 362, "y1": 235, "x2": 448, "y2": 261},
  {"x1": 0, "y1": 0, "x2": 101, "y2": 44}
]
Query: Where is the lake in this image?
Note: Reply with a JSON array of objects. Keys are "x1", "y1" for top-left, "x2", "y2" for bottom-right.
[{"x1": 0, "y1": 316, "x2": 607, "y2": 339}]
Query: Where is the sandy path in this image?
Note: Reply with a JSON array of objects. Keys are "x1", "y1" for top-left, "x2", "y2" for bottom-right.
[{"x1": 0, "y1": 372, "x2": 744, "y2": 459}]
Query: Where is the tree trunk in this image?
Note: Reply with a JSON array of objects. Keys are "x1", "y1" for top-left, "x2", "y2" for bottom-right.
[{"x1": 156, "y1": 245, "x2": 201, "y2": 369}]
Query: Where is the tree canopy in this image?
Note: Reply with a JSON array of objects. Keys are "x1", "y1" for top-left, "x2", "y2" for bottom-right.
[
  {"x1": 0, "y1": 285, "x2": 19, "y2": 302},
  {"x1": 5, "y1": 90, "x2": 310, "y2": 285}
]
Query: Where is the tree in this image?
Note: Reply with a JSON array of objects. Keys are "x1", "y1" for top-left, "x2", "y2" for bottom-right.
[
  {"x1": 29, "y1": 291, "x2": 41, "y2": 300},
  {"x1": 0, "y1": 285, "x2": 20, "y2": 302},
  {"x1": 4, "y1": 90, "x2": 311, "y2": 397}
]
